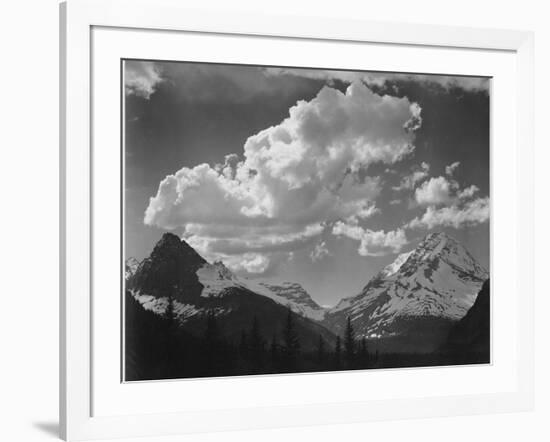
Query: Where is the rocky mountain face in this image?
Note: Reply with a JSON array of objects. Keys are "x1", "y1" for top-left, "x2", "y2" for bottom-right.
[
  {"x1": 126, "y1": 233, "x2": 335, "y2": 351},
  {"x1": 128, "y1": 233, "x2": 206, "y2": 302},
  {"x1": 323, "y1": 232, "x2": 488, "y2": 352},
  {"x1": 256, "y1": 282, "x2": 326, "y2": 321}
]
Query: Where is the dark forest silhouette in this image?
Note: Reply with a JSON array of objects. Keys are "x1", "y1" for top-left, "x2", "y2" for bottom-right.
[{"x1": 125, "y1": 282, "x2": 489, "y2": 381}]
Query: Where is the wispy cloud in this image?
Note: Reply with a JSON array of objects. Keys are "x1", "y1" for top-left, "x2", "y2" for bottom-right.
[
  {"x1": 310, "y1": 240, "x2": 331, "y2": 262},
  {"x1": 407, "y1": 197, "x2": 489, "y2": 229},
  {"x1": 264, "y1": 68, "x2": 490, "y2": 94},
  {"x1": 393, "y1": 162, "x2": 430, "y2": 191},
  {"x1": 445, "y1": 161, "x2": 461, "y2": 176},
  {"x1": 124, "y1": 61, "x2": 163, "y2": 99}
]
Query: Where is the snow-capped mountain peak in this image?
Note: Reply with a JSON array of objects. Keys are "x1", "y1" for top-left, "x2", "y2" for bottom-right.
[
  {"x1": 379, "y1": 250, "x2": 414, "y2": 278},
  {"x1": 324, "y1": 231, "x2": 489, "y2": 343},
  {"x1": 195, "y1": 262, "x2": 326, "y2": 320}
]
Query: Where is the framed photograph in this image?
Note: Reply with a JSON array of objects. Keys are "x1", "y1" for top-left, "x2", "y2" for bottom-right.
[{"x1": 60, "y1": 0, "x2": 534, "y2": 440}]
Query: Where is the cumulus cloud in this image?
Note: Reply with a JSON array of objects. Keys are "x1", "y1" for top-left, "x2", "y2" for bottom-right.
[
  {"x1": 407, "y1": 174, "x2": 488, "y2": 231},
  {"x1": 407, "y1": 197, "x2": 489, "y2": 229},
  {"x1": 310, "y1": 241, "x2": 331, "y2": 262},
  {"x1": 414, "y1": 175, "x2": 483, "y2": 208},
  {"x1": 225, "y1": 253, "x2": 271, "y2": 274},
  {"x1": 125, "y1": 61, "x2": 163, "y2": 99},
  {"x1": 457, "y1": 184, "x2": 479, "y2": 200},
  {"x1": 393, "y1": 162, "x2": 430, "y2": 191},
  {"x1": 415, "y1": 176, "x2": 454, "y2": 206},
  {"x1": 445, "y1": 161, "x2": 461, "y2": 176},
  {"x1": 332, "y1": 222, "x2": 408, "y2": 256},
  {"x1": 264, "y1": 68, "x2": 490, "y2": 94},
  {"x1": 145, "y1": 82, "x2": 422, "y2": 273}
]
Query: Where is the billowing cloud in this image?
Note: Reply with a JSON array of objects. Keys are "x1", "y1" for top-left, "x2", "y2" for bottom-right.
[
  {"x1": 407, "y1": 197, "x2": 489, "y2": 229},
  {"x1": 125, "y1": 61, "x2": 163, "y2": 99},
  {"x1": 415, "y1": 176, "x2": 454, "y2": 206},
  {"x1": 414, "y1": 175, "x2": 483, "y2": 207},
  {"x1": 393, "y1": 161, "x2": 430, "y2": 191},
  {"x1": 145, "y1": 82, "x2": 422, "y2": 273},
  {"x1": 264, "y1": 68, "x2": 490, "y2": 94},
  {"x1": 445, "y1": 161, "x2": 461, "y2": 176},
  {"x1": 332, "y1": 222, "x2": 408, "y2": 256},
  {"x1": 310, "y1": 240, "x2": 331, "y2": 262}
]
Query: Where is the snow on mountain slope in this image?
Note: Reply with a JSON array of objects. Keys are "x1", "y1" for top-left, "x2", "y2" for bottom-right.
[
  {"x1": 196, "y1": 261, "x2": 241, "y2": 298},
  {"x1": 132, "y1": 293, "x2": 206, "y2": 319},
  {"x1": 196, "y1": 261, "x2": 326, "y2": 320},
  {"x1": 126, "y1": 234, "x2": 327, "y2": 323},
  {"x1": 324, "y1": 232, "x2": 488, "y2": 339},
  {"x1": 125, "y1": 257, "x2": 140, "y2": 280},
  {"x1": 250, "y1": 281, "x2": 326, "y2": 321},
  {"x1": 126, "y1": 234, "x2": 336, "y2": 351},
  {"x1": 379, "y1": 250, "x2": 413, "y2": 278}
]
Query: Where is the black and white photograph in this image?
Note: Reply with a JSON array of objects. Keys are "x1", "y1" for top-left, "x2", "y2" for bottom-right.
[{"x1": 123, "y1": 60, "x2": 490, "y2": 381}]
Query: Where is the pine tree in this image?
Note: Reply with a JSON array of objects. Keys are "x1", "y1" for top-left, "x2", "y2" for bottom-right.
[
  {"x1": 359, "y1": 336, "x2": 369, "y2": 367},
  {"x1": 239, "y1": 330, "x2": 248, "y2": 360},
  {"x1": 249, "y1": 316, "x2": 264, "y2": 371},
  {"x1": 162, "y1": 293, "x2": 177, "y2": 375},
  {"x1": 164, "y1": 293, "x2": 176, "y2": 323},
  {"x1": 334, "y1": 336, "x2": 342, "y2": 369},
  {"x1": 203, "y1": 310, "x2": 221, "y2": 374},
  {"x1": 204, "y1": 310, "x2": 219, "y2": 344},
  {"x1": 317, "y1": 334, "x2": 325, "y2": 365},
  {"x1": 282, "y1": 307, "x2": 300, "y2": 371},
  {"x1": 344, "y1": 316, "x2": 355, "y2": 367},
  {"x1": 270, "y1": 333, "x2": 279, "y2": 371}
]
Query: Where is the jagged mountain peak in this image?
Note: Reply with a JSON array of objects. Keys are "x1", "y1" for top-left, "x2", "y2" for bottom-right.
[
  {"x1": 125, "y1": 257, "x2": 140, "y2": 279},
  {"x1": 127, "y1": 233, "x2": 206, "y2": 301},
  {"x1": 410, "y1": 231, "x2": 461, "y2": 261},
  {"x1": 210, "y1": 260, "x2": 235, "y2": 279},
  {"x1": 379, "y1": 250, "x2": 414, "y2": 278},
  {"x1": 324, "y1": 232, "x2": 489, "y2": 347},
  {"x1": 151, "y1": 233, "x2": 205, "y2": 262}
]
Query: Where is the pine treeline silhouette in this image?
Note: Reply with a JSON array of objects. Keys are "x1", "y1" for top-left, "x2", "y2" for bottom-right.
[
  {"x1": 126, "y1": 279, "x2": 490, "y2": 381},
  {"x1": 126, "y1": 292, "x2": 383, "y2": 381}
]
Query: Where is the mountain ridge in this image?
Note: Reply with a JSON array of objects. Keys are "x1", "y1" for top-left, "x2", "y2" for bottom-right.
[
  {"x1": 126, "y1": 231, "x2": 488, "y2": 353},
  {"x1": 322, "y1": 232, "x2": 488, "y2": 351},
  {"x1": 126, "y1": 233, "x2": 335, "y2": 351}
]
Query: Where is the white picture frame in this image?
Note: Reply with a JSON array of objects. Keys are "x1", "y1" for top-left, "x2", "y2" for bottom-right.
[{"x1": 60, "y1": 0, "x2": 534, "y2": 440}]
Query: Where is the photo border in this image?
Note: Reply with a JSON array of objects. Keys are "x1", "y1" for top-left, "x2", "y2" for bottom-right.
[
  {"x1": 120, "y1": 56, "x2": 493, "y2": 383},
  {"x1": 60, "y1": 0, "x2": 534, "y2": 440}
]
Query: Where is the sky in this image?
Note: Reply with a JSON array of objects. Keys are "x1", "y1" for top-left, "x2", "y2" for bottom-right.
[{"x1": 124, "y1": 60, "x2": 490, "y2": 307}]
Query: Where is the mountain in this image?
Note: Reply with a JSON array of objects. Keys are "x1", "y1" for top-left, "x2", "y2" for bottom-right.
[
  {"x1": 129, "y1": 237, "x2": 326, "y2": 321},
  {"x1": 128, "y1": 233, "x2": 206, "y2": 302},
  {"x1": 442, "y1": 279, "x2": 490, "y2": 363},
  {"x1": 125, "y1": 257, "x2": 140, "y2": 280},
  {"x1": 196, "y1": 261, "x2": 326, "y2": 320},
  {"x1": 323, "y1": 232, "x2": 488, "y2": 352},
  {"x1": 127, "y1": 233, "x2": 335, "y2": 351},
  {"x1": 255, "y1": 282, "x2": 326, "y2": 321}
]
